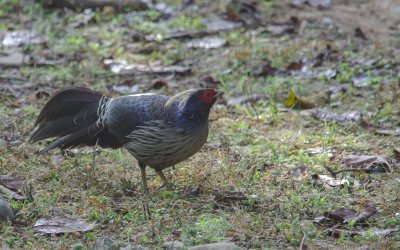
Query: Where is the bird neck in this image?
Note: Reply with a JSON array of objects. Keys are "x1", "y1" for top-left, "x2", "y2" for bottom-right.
[{"x1": 180, "y1": 104, "x2": 211, "y2": 123}]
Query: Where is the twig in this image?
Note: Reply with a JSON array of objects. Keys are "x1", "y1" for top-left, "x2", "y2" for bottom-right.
[{"x1": 299, "y1": 233, "x2": 306, "y2": 250}]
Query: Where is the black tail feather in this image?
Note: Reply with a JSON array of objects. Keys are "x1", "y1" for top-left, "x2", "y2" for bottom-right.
[{"x1": 31, "y1": 87, "x2": 122, "y2": 152}]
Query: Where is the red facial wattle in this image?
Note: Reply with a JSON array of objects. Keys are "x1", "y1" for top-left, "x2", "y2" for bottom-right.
[{"x1": 198, "y1": 89, "x2": 217, "y2": 105}]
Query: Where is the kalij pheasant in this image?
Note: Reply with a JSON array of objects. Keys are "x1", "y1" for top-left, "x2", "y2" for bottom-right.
[{"x1": 30, "y1": 87, "x2": 223, "y2": 192}]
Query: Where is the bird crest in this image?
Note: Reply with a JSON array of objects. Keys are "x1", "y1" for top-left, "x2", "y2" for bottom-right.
[{"x1": 164, "y1": 89, "x2": 199, "y2": 110}]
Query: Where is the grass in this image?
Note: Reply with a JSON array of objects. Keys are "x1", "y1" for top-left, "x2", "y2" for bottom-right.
[{"x1": 1, "y1": 0, "x2": 400, "y2": 249}]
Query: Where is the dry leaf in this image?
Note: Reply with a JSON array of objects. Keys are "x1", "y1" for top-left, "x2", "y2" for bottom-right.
[
  {"x1": 305, "y1": 109, "x2": 360, "y2": 123},
  {"x1": 322, "y1": 201, "x2": 377, "y2": 224},
  {"x1": 344, "y1": 155, "x2": 392, "y2": 173},
  {"x1": 312, "y1": 174, "x2": 353, "y2": 187},
  {"x1": 393, "y1": 148, "x2": 400, "y2": 161},
  {"x1": 0, "y1": 175, "x2": 26, "y2": 192},
  {"x1": 324, "y1": 208, "x2": 357, "y2": 223},
  {"x1": 33, "y1": 217, "x2": 95, "y2": 234},
  {"x1": 349, "y1": 200, "x2": 377, "y2": 223},
  {"x1": 286, "y1": 61, "x2": 304, "y2": 71},
  {"x1": 253, "y1": 63, "x2": 276, "y2": 77},
  {"x1": 0, "y1": 184, "x2": 25, "y2": 200}
]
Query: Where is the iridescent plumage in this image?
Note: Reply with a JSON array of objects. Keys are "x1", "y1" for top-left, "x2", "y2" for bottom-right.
[{"x1": 30, "y1": 87, "x2": 223, "y2": 192}]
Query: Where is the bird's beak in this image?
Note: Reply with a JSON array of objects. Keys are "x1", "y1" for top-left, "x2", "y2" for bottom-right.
[{"x1": 214, "y1": 90, "x2": 224, "y2": 99}]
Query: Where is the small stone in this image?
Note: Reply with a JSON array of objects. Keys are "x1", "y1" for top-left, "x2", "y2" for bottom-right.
[
  {"x1": 163, "y1": 241, "x2": 185, "y2": 250},
  {"x1": 189, "y1": 242, "x2": 242, "y2": 250},
  {"x1": 0, "y1": 195, "x2": 15, "y2": 222},
  {"x1": 92, "y1": 237, "x2": 118, "y2": 250}
]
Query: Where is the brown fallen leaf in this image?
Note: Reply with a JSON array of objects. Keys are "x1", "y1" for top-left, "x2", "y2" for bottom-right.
[
  {"x1": 253, "y1": 63, "x2": 276, "y2": 78},
  {"x1": 0, "y1": 185, "x2": 25, "y2": 200},
  {"x1": 344, "y1": 155, "x2": 392, "y2": 173},
  {"x1": 0, "y1": 175, "x2": 26, "y2": 192},
  {"x1": 322, "y1": 200, "x2": 377, "y2": 224},
  {"x1": 227, "y1": 93, "x2": 269, "y2": 106},
  {"x1": 286, "y1": 61, "x2": 304, "y2": 71},
  {"x1": 324, "y1": 208, "x2": 357, "y2": 223},
  {"x1": 33, "y1": 217, "x2": 95, "y2": 234},
  {"x1": 349, "y1": 200, "x2": 377, "y2": 223},
  {"x1": 393, "y1": 148, "x2": 400, "y2": 161}
]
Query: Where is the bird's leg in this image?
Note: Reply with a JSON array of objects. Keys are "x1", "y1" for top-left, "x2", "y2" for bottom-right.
[
  {"x1": 139, "y1": 162, "x2": 148, "y2": 194},
  {"x1": 138, "y1": 163, "x2": 151, "y2": 220},
  {"x1": 155, "y1": 169, "x2": 168, "y2": 184},
  {"x1": 155, "y1": 169, "x2": 175, "y2": 190}
]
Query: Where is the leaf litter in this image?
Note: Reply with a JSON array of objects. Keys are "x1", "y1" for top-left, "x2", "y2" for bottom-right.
[
  {"x1": 312, "y1": 200, "x2": 394, "y2": 239},
  {"x1": 33, "y1": 217, "x2": 95, "y2": 234},
  {"x1": 303, "y1": 109, "x2": 361, "y2": 123},
  {"x1": 2, "y1": 1, "x2": 398, "y2": 248},
  {"x1": 343, "y1": 155, "x2": 392, "y2": 173},
  {"x1": 0, "y1": 175, "x2": 26, "y2": 200}
]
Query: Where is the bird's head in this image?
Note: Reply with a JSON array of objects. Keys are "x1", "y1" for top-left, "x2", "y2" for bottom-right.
[
  {"x1": 188, "y1": 89, "x2": 224, "y2": 106},
  {"x1": 166, "y1": 88, "x2": 224, "y2": 121}
]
